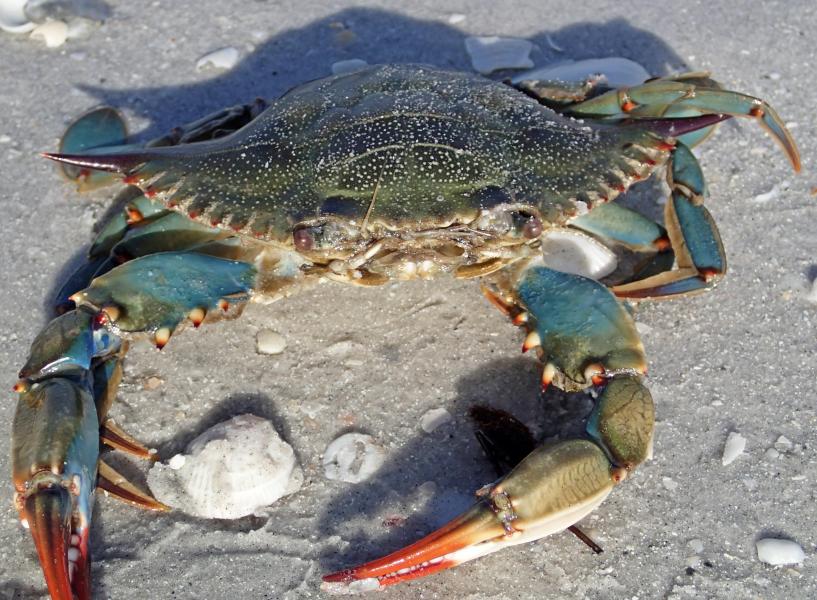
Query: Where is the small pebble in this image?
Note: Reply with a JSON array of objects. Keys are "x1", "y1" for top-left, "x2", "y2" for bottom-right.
[
  {"x1": 756, "y1": 538, "x2": 805, "y2": 566},
  {"x1": 688, "y1": 539, "x2": 704, "y2": 553},
  {"x1": 331, "y1": 58, "x2": 368, "y2": 75},
  {"x1": 0, "y1": 134, "x2": 11, "y2": 144},
  {"x1": 256, "y1": 329, "x2": 287, "y2": 355},
  {"x1": 323, "y1": 433, "x2": 387, "y2": 484},
  {"x1": 447, "y1": 13, "x2": 466, "y2": 25},
  {"x1": 143, "y1": 376, "x2": 163, "y2": 390},
  {"x1": 30, "y1": 20, "x2": 68, "y2": 48},
  {"x1": 420, "y1": 407, "x2": 453, "y2": 433},
  {"x1": 196, "y1": 46, "x2": 240, "y2": 72},
  {"x1": 774, "y1": 435, "x2": 793, "y2": 452},
  {"x1": 662, "y1": 476, "x2": 679, "y2": 491},
  {"x1": 721, "y1": 431, "x2": 746, "y2": 465},
  {"x1": 464, "y1": 36, "x2": 534, "y2": 74},
  {"x1": 764, "y1": 448, "x2": 780, "y2": 461},
  {"x1": 752, "y1": 181, "x2": 788, "y2": 203},
  {"x1": 167, "y1": 454, "x2": 185, "y2": 470}
]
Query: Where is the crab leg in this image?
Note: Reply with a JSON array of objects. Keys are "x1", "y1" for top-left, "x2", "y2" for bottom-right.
[
  {"x1": 611, "y1": 142, "x2": 726, "y2": 299},
  {"x1": 323, "y1": 266, "x2": 654, "y2": 591},
  {"x1": 561, "y1": 74, "x2": 800, "y2": 172}
]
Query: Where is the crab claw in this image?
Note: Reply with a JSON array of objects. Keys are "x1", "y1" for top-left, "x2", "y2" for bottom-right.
[
  {"x1": 12, "y1": 378, "x2": 99, "y2": 600},
  {"x1": 323, "y1": 440, "x2": 618, "y2": 592}
]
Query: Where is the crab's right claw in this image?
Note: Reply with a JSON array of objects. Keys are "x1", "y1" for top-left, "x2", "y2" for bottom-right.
[
  {"x1": 323, "y1": 376, "x2": 654, "y2": 592},
  {"x1": 323, "y1": 440, "x2": 618, "y2": 592},
  {"x1": 13, "y1": 378, "x2": 100, "y2": 600}
]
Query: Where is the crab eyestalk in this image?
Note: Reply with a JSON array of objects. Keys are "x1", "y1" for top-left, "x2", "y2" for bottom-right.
[{"x1": 13, "y1": 377, "x2": 100, "y2": 600}]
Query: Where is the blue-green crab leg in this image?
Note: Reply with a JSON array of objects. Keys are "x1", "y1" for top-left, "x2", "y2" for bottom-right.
[
  {"x1": 567, "y1": 201, "x2": 676, "y2": 285},
  {"x1": 561, "y1": 74, "x2": 800, "y2": 172},
  {"x1": 70, "y1": 251, "x2": 256, "y2": 347},
  {"x1": 323, "y1": 265, "x2": 654, "y2": 590},
  {"x1": 612, "y1": 142, "x2": 726, "y2": 299}
]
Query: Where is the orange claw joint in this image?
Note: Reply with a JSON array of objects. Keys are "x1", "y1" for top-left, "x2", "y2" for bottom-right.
[{"x1": 12, "y1": 378, "x2": 100, "y2": 600}]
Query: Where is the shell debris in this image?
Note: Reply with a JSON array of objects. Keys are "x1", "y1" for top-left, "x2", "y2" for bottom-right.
[
  {"x1": 147, "y1": 414, "x2": 302, "y2": 519},
  {"x1": 464, "y1": 36, "x2": 534, "y2": 74},
  {"x1": 196, "y1": 46, "x2": 240, "y2": 72},
  {"x1": 256, "y1": 329, "x2": 287, "y2": 355},
  {"x1": 420, "y1": 407, "x2": 453, "y2": 433},
  {"x1": 721, "y1": 431, "x2": 746, "y2": 466},
  {"x1": 30, "y1": 19, "x2": 67, "y2": 47},
  {"x1": 323, "y1": 432, "x2": 387, "y2": 483},
  {"x1": 756, "y1": 538, "x2": 805, "y2": 566},
  {"x1": 0, "y1": 0, "x2": 34, "y2": 32},
  {"x1": 511, "y1": 57, "x2": 650, "y2": 88},
  {"x1": 331, "y1": 58, "x2": 368, "y2": 75}
]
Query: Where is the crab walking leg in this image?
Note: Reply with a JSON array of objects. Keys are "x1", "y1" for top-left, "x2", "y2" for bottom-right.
[
  {"x1": 612, "y1": 142, "x2": 726, "y2": 299},
  {"x1": 323, "y1": 267, "x2": 654, "y2": 591},
  {"x1": 561, "y1": 75, "x2": 800, "y2": 171}
]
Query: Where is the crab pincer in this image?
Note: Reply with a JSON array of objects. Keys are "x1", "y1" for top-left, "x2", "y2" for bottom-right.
[{"x1": 324, "y1": 266, "x2": 654, "y2": 592}]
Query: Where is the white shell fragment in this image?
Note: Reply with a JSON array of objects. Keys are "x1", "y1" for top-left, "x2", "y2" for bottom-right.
[
  {"x1": 464, "y1": 36, "x2": 534, "y2": 74},
  {"x1": 147, "y1": 414, "x2": 302, "y2": 519},
  {"x1": 420, "y1": 407, "x2": 453, "y2": 433},
  {"x1": 256, "y1": 329, "x2": 287, "y2": 355},
  {"x1": 195, "y1": 46, "x2": 240, "y2": 72},
  {"x1": 322, "y1": 577, "x2": 381, "y2": 595},
  {"x1": 756, "y1": 538, "x2": 805, "y2": 565},
  {"x1": 0, "y1": 0, "x2": 33, "y2": 32},
  {"x1": 323, "y1": 433, "x2": 387, "y2": 484},
  {"x1": 511, "y1": 57, "x2": 650, "y2": 87},
  {"x1": 721, "y1": 431, "x2": 746, "y2": 466},
  {"x1": 331, "y1": 58, "x2": 368, "y2": 75},
  {"x1": 539, "y1": 228, "x2": 618, "y2": 279},
  {"x1": 30, "y1": 19, "x2": 67, "y2": 47}
]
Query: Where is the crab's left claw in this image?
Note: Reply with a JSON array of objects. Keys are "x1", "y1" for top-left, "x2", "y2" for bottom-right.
[{"x1": 13, "y1": 378, "x2": 99, "y2": 600}]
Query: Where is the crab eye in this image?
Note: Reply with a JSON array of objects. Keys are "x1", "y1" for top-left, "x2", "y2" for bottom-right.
[
  {"x1": 522, "y1": 215, "x2": 543, "y2": 239},
  {"x1": 292, "y1": 226, "x2": 315, "y2": 251}
]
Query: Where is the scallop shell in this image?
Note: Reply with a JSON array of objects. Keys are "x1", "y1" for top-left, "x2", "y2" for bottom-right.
[{"x1": 147, "y1": 414, "x2": 302, "y2": 519}]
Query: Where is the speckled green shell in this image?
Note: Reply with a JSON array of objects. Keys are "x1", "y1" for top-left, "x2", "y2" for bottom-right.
[{"x1": 123, "y1": 65, "x2": 671, "y2": 243}]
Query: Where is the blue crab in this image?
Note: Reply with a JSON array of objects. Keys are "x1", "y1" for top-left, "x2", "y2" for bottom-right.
[{"x1": 12, "y1": 64, "x2": 799, "y2": 598}]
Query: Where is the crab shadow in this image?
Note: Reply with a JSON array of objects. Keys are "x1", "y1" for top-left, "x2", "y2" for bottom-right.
[
  {"x1": 314, "y1": 356, "x2": 595, "y2": 573},
  {"x1": 43, "y1": 8, "x2": 685, "y2": 312}
]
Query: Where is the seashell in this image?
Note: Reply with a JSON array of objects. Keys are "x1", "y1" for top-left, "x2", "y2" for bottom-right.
[
  {"x1": 539, "y1": 228, "x2": 618, "y2": 280},
  {"x1": 147, "y1": 414, "x2": 302, "y2": 519},
  {"x1": 464, "y1": 36, "x2": 534, "y2": 74},
  {"x1": 195, "y1": 46, "x2": 240, "y2": 72},
  {"x1": 29, "y1": 19, "x2": 67, "y2": 47},
  {"x1": 0, "y1": 0, "x2": 34, "y2": 33},
  {"x1": 511, "y1": 57, "x2": 650, "y2": 88},
  {"x1": 323, "y1": 432, "x2": 387, "y2": 483}
]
